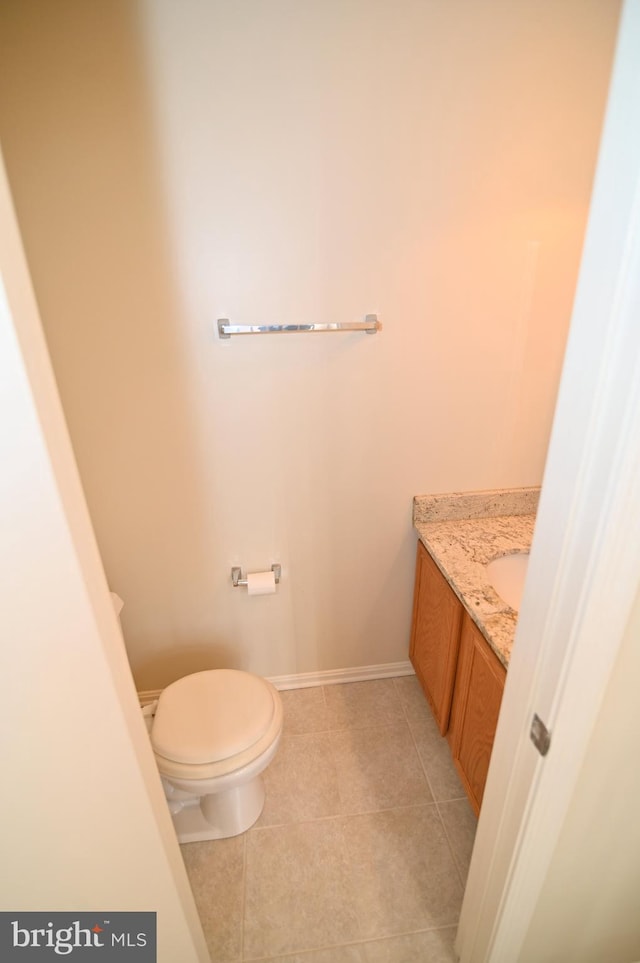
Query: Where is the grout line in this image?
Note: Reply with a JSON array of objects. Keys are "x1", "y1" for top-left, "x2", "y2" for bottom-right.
[
  {"x1": 434, "y1": 798, "x2": 470, "y2": 891},
  {"x1": 394, "y1": 678, "x2": 468, "y2": 805},
  {"x1": 240, "y1": 832, "x2": 247, "y2": 961},
  {"x1": 397, "y1": 680, "x2": 441, "y2": 805},
  {"x1": 395, "y1": 678, "x2": 472, "y2": 888},
  {"x1": 338, "y1": 807, "x2": 366, "y2": 950},
  {"x1": 243, "y1": 922, "x2": 459, "y2": 962},
  {"x1": 325, "y1": 727, "x2": 347, "y2": 817},
  {"x1": 247, "y1": 800, "x2": 445, "y2": 835},
  {"x1": 286, "y1": 719, "x2": 414, "y2": 736}
]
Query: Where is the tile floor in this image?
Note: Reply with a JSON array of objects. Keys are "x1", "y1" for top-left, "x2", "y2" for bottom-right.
[{"x1": 181, "y1": 675, "x2": 477, "y2": 963}]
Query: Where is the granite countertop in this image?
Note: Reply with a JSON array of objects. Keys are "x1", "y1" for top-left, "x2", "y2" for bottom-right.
[{"x1": 413, "y1": 488, "x2": 539, "y2": 667}]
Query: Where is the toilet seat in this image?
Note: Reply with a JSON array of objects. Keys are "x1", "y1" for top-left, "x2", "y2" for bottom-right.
[{"x1": 151, "y1": 669, "x2": 283, "y2": 781}]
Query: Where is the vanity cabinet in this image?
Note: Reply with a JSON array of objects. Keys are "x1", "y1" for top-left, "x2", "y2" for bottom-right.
[
  {"x1": 410, "y1": 540, "x2": 507, "y2": 815},
  {"x1": 409, "y1": 541, "x2": 463, "y2": 735},
  {"x1": 448, "y1": 612, "x2": 506, "y2": 815}
]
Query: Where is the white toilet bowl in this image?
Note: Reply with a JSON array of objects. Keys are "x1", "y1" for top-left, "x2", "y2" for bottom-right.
[{"x1": 150, "y1": 668, "x2": 283, "y2": 843}]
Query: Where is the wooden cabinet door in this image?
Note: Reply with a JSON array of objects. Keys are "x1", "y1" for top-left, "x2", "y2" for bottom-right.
[
  {"x1": 409, "y1": 541, "x2": 462, "y2": 735},
  {"x1": 449, "y1": 612, "x2": 506, "y2": 815}
]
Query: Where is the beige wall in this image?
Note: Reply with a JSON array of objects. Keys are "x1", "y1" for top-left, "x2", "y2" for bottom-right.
[
  {"x1": 0, "y1": 151, "x2": 207, "y2": 960},
  {"x1": 0, "y1": 0, "x2": 620, "y2": 689}
]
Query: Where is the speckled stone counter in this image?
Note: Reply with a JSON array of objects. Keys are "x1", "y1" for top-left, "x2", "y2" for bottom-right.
[{"x1": 413, "y1": 488, "x2": 539, "y2": 668}]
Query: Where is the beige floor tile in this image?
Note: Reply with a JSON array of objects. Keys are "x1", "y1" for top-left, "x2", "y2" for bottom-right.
[
  {"x1": 438, "y1": 798, "x2": 477, "y2": 884},
  {"x1": 255, "y1": 731, "x2": 342, "y2": 827},
  {"x1": 409, "y1": 717, "x2": 466, "y2": 802},
  {"x1": 331, "y1": 724, "x2": 433, "y2": 814},
  {"x1": 344, "y1": 806, "x2": 464, "y2": 938},
  {"x1": 393, "y1": 675, "x2": 437, "y2": 727},
  {"x1": 182, "y1": 680, "x2": 470, "y2": 963},
  {"x1": 244, "y1": 818, "x2": 361, "y2": 959},
  {"x1": 324, "y1": 680, "x2": 405, "y2": 730},
  {"x1": 181, "y1": 836, "x2": 244, "y2": 963},
  {"x1": 361, "y1": 926, "x2": 458, "y2": 963},
  {"x1": 280, "y1": 687, "x2": 329, "y2": 734}
]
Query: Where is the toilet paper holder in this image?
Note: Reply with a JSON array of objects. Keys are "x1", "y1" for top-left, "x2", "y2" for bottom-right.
[{"x1": 231, "y1": 564, "x2": 281, "y2": 588}]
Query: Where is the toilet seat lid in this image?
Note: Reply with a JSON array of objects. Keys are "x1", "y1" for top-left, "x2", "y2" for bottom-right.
[{"x1": 151, "y1": 669, "x2": 276, "y2": 765}]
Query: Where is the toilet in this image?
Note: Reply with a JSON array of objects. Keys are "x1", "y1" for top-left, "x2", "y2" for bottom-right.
[{"x1": 149, "y1": 668, "x2": 283, "y2": 843}]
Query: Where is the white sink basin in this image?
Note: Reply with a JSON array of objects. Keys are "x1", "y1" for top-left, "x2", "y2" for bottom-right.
[{"x1": 486, "y1": 552, "x2": 529, "y2": 611}]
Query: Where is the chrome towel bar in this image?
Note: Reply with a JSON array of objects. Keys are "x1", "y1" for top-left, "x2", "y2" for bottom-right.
[
  {"x1": 231, "y1": 564, "x2": 281, "y2": 587},
  {"x1": 217, "y1": 314, "x2": 380, "y2": 339}
]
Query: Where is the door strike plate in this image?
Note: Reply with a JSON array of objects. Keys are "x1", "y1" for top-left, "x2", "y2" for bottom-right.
[{"x1": 530, "y1": 713, "x2": 551, "y2": 757}]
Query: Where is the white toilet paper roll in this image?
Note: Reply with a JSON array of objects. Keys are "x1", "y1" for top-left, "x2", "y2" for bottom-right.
[{"x1": 246, "y1": 570, "x2": 277, "y2": 596}]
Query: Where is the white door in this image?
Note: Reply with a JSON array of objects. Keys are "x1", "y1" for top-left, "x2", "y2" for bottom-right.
[
  {"x1": 0, "y1": 149, "x2": 209, "y2": 961},
  {"x1": 457, "y1": 1, "x2": 640, "y2": 959}
]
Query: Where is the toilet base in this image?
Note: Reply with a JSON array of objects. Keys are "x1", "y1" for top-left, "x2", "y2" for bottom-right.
[{"x1": 168, "y1": 775, "x2": 266, "y2": 843}]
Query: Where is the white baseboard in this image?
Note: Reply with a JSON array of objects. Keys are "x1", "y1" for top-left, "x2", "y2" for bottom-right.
[
  {"x1": 137, "y1": 660, "x2": 414, "y2": 703},
  {"x1": 267, "y1": 660, "x2": 415, "y2": 690},
  {"x1": 138, "y1": 690, "x2": 162, "y2": 706}
]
